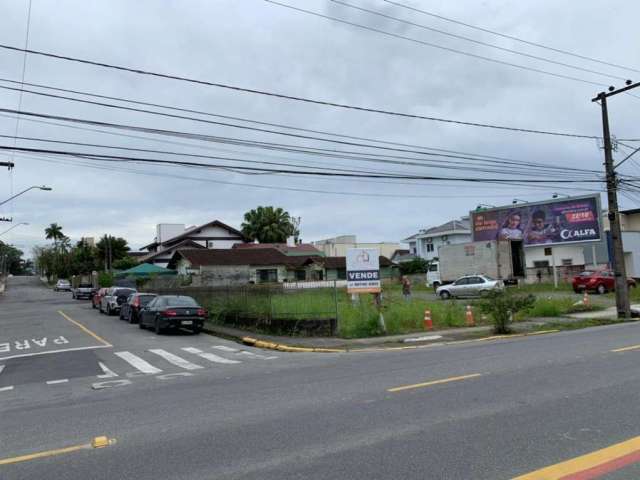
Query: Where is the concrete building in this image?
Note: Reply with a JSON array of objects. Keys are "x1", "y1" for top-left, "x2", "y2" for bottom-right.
[
  {"x1": 403, "y1": 217, "x2": 472, "y2": 261},
  {"x1": 311, "y1": 235, "x2": 402, "y2": 259},
  {"x1": 140, "y1": 220, "x2": 248, "y2": 268}
]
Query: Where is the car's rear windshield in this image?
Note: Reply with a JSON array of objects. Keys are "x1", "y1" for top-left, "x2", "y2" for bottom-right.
[
  {"x1": 579, "y1": 271, "x2": 596, "y2": 276},
  {"x1": 115, "y1": 288, "x2": 136, "y2": 296},
  {"x1": 139, "y1": 295, "x2": 156, "y2": 305},
  {"x1": 163, "y1": 296, "x2": 198, "y2": 306},
  {"x1": 79, "y1": 283, "x2": 92, "y2": 287}
]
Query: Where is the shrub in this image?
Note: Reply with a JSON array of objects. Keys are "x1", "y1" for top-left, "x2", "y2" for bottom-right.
[{"x1": 478, "y1": 290, "x2": 536, "y2": 334}]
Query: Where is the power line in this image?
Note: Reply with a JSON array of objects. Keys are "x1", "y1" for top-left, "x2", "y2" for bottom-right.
[
  {"x1": 331, "y1": 0, "x2": 628, "y2": 82},
  {"x1": 0, "y1": 76, "x2": 558, "y2": 165},
  {"x1": 0, "y1": 144, "x2": 607, "y2": 183},
  {"x1": 0, "y1": 43, "x2": 601, "y2": 139},
  {"x1": 380, "y1": 0, "x2": 640, "y2": 75},
  {"x1": 0, "y1": 107, "x2": 600, "y2": 178}
]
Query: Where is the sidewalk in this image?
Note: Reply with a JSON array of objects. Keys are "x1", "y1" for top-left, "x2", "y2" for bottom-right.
[{"x1": 205, "y1": 316, "x2": 570, "y2": 351}]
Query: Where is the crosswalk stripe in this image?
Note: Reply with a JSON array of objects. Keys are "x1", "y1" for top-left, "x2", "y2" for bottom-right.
[
  {"x1": 212, "y1": 345, "x2": 239, "y2": 353},
  {"x1": 149, "y1": 349, "x2": 204, "y2": 370},
  {"x1": 237, "y1": 351, "x2": 278, "y2": 360},
  {"x1": 114, "y1": 351, "x2": 162, "y2": 374},
  {"x1": 46, "y1": 379, "x2": 69, "y2": 385},
  {"x1": 97, "y1": 362, "x2": 118, "y2": 378},
  {"x1": 0, "y1": 386, "x2": 14, "y2": 392},
  {"x1": 182, "y1": 347, "x2": 241, "y2": 365}
]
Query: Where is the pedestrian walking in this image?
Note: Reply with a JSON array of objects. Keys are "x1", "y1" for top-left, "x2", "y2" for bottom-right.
[{"x1": 401, "y1": 275, "x2": 412, "y2": 301}]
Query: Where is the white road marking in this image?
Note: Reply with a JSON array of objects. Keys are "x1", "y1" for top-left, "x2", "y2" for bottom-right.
[
  {"x1": 182, "y1": 347, "x2": 241, "y2": 364},
  {"x1": 0, "y1": 365, "x2": 5, "y2": 375},
  {"x1": 97, "y1": 362, "x2": 118, "y2": 378},
  {"x1": 46, "y1": 379, "x2": 69, "y2": 385},
  {"x1": 149, "y1": 349, "x2": 204, "y2": 370},
  {"x1": 0, "y1": 344, "x2": 112, "y2": 362},
  {"x1": 156, "y1": 372, "x2": 195, "y2": 380},
  {"x1": 237, "y1": 351, "x2": 278, "y2": 360},
  {"x1": 92, "y1": 379, "x2": 132, "y2": 390},
  {"x1": 114, "y1": 351, "x2": 162, "y2": 374},
  {"x1": 0, "y1": 385, "x2": 14, "y2": 392},
  {"x1": 211, "y1": 345, "x2": 239, "y2": 353}
]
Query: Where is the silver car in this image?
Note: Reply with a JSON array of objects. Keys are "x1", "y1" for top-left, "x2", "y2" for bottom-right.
[
  {"x1": 436, "y1": 275, "x2": 504, "y2": 299},
  {"x1": 54, "y1": 279, "x2": 71, "y2": 292}
]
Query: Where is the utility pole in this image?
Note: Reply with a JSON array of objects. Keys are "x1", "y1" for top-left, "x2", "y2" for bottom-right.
[{"x1": 592, "y1": 79, "x2": 640, "y2": 319}]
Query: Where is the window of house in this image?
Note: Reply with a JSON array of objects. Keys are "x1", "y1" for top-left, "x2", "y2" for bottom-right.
[
  {"x1": 544, "y1": 247, "x2": 553, "y2": 256},
  {"x1": 207, "y1": 241, "x2": 215, "y2": 248},
  {"x1": 426, "y1": 244, "x2": 434, "y2": 252},
  {"x1": 257, "y1": 269, "x2": 278, "y2": 283},
  {"x1": 533, "y1": 260, "x2": 550, "y2": 268},
  {"x1": 337, "y1": 268, "x2": 347, "y2": 280},
  {"x1": 561, "y1": 259, "x2": 573, "y2": 266},
  {"x1": 295, "y1": 270, "x2": 306, "y2": 281}
]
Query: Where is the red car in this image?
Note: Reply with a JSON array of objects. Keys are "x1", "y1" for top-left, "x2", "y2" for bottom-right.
[
  {"x1": 92, "y1": 287, "x2": 109, "y2": 309},
  {"x1": 572, "y1": 270, "x2": 636, "y2": 294}
]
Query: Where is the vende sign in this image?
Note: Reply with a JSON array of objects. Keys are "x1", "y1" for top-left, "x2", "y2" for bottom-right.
[{"x1": 346, "y1": 248, "x2": 381, "y2": 294}]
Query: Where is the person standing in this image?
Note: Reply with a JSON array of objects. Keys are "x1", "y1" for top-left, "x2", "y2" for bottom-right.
[{"x1": 402, "y1": 275, "x2": 412, "y2": 301}]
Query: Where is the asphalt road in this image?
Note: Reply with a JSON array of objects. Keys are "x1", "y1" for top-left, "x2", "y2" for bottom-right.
[{"x1": 2, "y1": 276, "x2": 640, "y2": 479}]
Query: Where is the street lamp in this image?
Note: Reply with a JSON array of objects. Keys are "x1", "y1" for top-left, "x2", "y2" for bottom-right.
[
  {"x1": 512, "y1": 198, "x2": 528, "y2": 204},
  {"x1": 0, "y1": 222, "x2": 28, "y2": 237},
  {"x1": 0, "y1": 185, "x2": 52, "y2": 207}
]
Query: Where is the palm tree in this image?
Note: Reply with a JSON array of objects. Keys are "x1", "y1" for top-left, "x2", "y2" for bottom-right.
[
  {"x1": 241, "y1": 206, "x2": 296, "y2": 243},
  {"x1": 45, "y1": 223, "x2": 64, "y2": 250}
]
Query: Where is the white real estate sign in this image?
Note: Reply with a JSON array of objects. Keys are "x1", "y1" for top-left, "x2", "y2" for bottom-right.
[{"x1": 346, "y1": 248, "x2": 381, "y2": 294}]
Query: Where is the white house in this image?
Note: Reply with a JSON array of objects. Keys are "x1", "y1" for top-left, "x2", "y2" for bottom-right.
[
  {"x1": 403, "y1": 217, "x2": 472, "y2": 261},
  {"x1": 140, "y1": 220, "x2": 249, "y2": 268}
]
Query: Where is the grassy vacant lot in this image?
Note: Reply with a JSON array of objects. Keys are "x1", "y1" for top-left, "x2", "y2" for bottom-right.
[{"x1": 203, "y1": 283, "x2": 605, "y2": 338}]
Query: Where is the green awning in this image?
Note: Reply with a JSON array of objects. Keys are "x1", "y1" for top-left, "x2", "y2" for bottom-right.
[{"x1": 116, "y1": 263, "x2": 177, "y2": 277}]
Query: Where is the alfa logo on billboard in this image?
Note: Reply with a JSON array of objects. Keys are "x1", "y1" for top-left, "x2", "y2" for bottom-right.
[{"x1": 346, "y1": 248, "x2": 381, "y2": 294}]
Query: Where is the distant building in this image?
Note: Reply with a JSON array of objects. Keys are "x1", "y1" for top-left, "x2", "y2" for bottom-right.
[
  {"x1": 80, "y1": 237, "x2": 95, "y2": 247},
  {"x1": 140, "y1": 220, "x2": 249, "y2": 268},
  {"x1": 311, "y1": 235, "x2": 402, "y2": 258},
  {"x1": 403, "y1": 217, "x2": 472, "y2": 261}
]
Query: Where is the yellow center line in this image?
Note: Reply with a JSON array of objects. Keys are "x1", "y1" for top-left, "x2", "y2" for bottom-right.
[
  {"x1": 512, "y1": 434, "x2": 640, "y2": 479},
  {"x1": 387, "y1": 373, "x2": 482, "y2": 393},
  {"x1": 0, "y1": 436, "x2": 115, "y2": 466},
  {"x1": 58, "y1": 310, "x2": 112, "y2": 347},
  {"x1": 611, "y1": 344, "x2": 640, "y2": 353}
]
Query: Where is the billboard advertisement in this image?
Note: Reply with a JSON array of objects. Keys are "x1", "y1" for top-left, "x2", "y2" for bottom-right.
[
  {"x1": 471, "y1": 195, "x2": 601, "y2": 247},
  {"x1": 346, "y1": 248, "x2": 381, "y2": 293}
]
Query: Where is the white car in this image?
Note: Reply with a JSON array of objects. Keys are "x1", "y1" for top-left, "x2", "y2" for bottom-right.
[
  {"x1": 54, "y1": 279, "x2": 72, "y2": 292},
  {"x1": 436, "y1": 275, "x2": 504, "y2": 299}
]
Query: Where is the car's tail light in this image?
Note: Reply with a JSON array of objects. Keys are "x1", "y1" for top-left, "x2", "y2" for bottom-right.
[
  {"x1": 163, "y1": 309, "x2": 178, "y2": 316},
  {"x1": 197, "y1": 309, "x2": 206, "y2": 317}
]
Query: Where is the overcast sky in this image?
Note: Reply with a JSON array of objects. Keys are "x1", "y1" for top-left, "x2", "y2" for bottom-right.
[{"x1": 0, "y1": 0, "x2": 639, "y2": 255}]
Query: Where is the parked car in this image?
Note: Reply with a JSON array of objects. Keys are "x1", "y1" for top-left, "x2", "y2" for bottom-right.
[
  {"x1": 572, "y1": 270, "x2": 636, "y2": 294},
  {"x1": 92, "y1": 287, "x2": 109, "y2": 309},
  {"x1": 120, "y1": 293, "x2": 157, "y2": 324},
  {"x1": 72, "y1": 282, "x2": 95, "y2": 300},
  {"x1": 138, "y1": 295, "x2": 206, "y2": 334},
  {"x1": 100, "y1": 287, "x2": 137, "y2": 316},
  {"x1": 54, "y1": 279, "x2": 71, "y2": 292},
  {"x1": 436, "y1": 274, "x2": 504, "y2": 299}
]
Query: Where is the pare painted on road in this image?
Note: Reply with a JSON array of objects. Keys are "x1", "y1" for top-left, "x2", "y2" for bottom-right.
[{"x1": 0, "y1": 336, "x2": 70, "y2": 353}]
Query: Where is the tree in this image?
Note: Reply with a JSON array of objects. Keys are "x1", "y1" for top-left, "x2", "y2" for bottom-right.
[
  {"x1": 477, "y1": 290, "x2": 536, "y2": 334},
  {"x1": 112, "y1": 256, "x2": 139, "y2": 271},
  {"x1": 0, "y1": 241, "x2": 25, "y2": 275},
  {"x1": 44, "y1": 223, "x2": 64, "y2": 248},
  {"x1": 96, "y1": 235, "x2": 130, "y2": 270},
  {"x1": 399, "y1": 257, "x2": 430, "y2": 275},
  {"x1": 241, "y1": 206, "x2": 297, "y2": 243}
]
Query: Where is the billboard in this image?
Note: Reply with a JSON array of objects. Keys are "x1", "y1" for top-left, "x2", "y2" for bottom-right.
[
  {"x1": 471, "y1": 195, "x2": 601, "y2": 247},
  {"x1": 346, "y1": 248, "x2": 381, "y2": 293}
]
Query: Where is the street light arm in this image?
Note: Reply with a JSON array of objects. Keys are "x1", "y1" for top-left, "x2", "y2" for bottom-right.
[
  {"x1": 0, "y1": 222, "x2": 28, "y2": 237},
  {"x1": 0, "y1": 185, "x2": 51, "y2": 207}
]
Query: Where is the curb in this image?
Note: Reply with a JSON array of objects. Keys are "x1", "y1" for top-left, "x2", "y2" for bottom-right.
[{"x1": 240, "y1": 329, "x2": 562, "y2": 353}]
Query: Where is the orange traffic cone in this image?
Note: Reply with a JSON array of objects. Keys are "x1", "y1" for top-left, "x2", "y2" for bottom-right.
[
  {"x1": 424, "y1": 309, "x2": 433, "y2": 330},
  {"x1": 466, "y1": 305, "x2": 475, "y2": 327}
]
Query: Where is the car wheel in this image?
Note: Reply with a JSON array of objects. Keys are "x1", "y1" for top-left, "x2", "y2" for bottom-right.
[
  {"x1": 439, "y1": 291, "x2": 451, "y2": 300},
  {"x1": 154, "y1": 317, "x2": 162, "y2": 335},
  {"x1": 597, "y1": 284, "x2": 606, "y2": 295}
]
